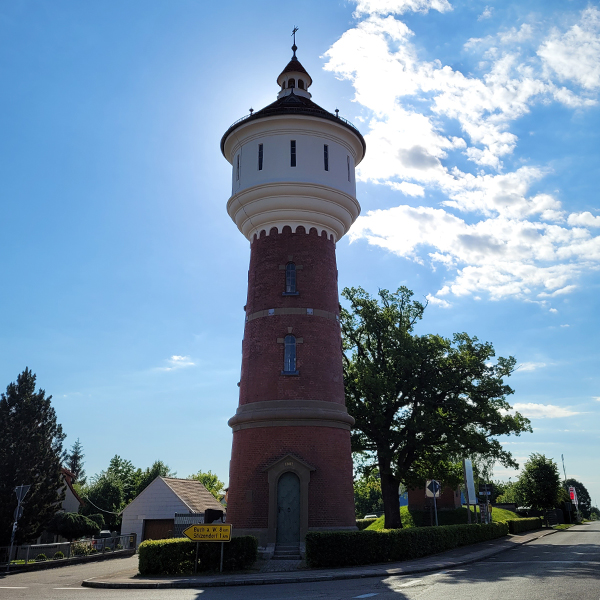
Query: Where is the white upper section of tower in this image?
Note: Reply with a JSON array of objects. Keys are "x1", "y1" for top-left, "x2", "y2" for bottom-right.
[{"x1": 221, "y1": 44, "x2": 366, "y2": 243}]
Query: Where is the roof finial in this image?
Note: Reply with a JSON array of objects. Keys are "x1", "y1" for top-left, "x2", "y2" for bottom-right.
[{"x1": 291, "y1": 26, "x2": 299, "y2": 59}]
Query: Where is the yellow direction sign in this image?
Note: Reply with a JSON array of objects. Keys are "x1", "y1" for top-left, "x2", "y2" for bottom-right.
[{"x1": 182, "y1": 524, "x2": 232, "y2": 542}]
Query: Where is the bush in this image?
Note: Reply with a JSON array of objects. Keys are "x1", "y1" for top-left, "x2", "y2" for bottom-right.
[
  {"x1": 356, "y1": 518, "x2": 377, "y2": 531},
  {"x1": 53, "y1": 551, "x2": 65, "y2": 560},
  {"x1": 35, "y1": 554, "x2": 48, "y2": 562},
  {"x1": 46, "y1": 512, "x2": 100, "y2": 541},
  {"x1": 86, "y1": 513, "x2": 105, "y2": 529},
  {"x1": 116, "y1": 544, "x2": 123, "y2": 550},
  {"x1": 72, "y1": 542, "x2": 91, "y2": 556},
  {"x1": 138, "y1": 536, "x2": 258, "y2": 575},
  {"x1": 306, "y1": 522, "x2": 509, "y2": 568},
  {"x1": 505, "y1": 517, "x2": 542, "y2": 534}
]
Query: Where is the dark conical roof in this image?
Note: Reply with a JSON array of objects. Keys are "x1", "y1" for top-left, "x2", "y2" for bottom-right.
[
  {"x1": 278, "y1": 56, "x2": 310, "y2": 78},
  {"x1": 221, "y1": 91, "x2": 366, "y2": 156}
]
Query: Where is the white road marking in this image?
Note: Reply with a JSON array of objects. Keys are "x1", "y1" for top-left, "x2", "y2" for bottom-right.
[
  {"x1": 53, "y1": 588, "x2": 90, "y2": 590},
  {"x1": 395, "y1": 579, "x2": 423, "y2": 588}
]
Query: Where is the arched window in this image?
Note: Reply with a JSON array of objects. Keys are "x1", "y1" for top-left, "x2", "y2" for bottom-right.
[
  {"x1": 288, "y1": 78, "x2": 295, "y2": 88},
  {"x1": 298, "y1": 79, "x2": 305, "y2": 89},
  {"x1": 283, "y1": 335, "x2": 297, "y2": 374},
  {"x1": 285, "y1": 262, "x2": 296, "y2": 293}
]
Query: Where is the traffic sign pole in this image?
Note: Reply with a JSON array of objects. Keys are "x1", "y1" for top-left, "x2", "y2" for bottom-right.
[{"x1": 6, "y1": 484, "x2": 31, "y2": 572}]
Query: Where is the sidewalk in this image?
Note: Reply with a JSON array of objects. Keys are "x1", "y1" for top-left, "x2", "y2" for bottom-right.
[{"x1": 82, "y1": 528, "x2": 556, "y2": 589}]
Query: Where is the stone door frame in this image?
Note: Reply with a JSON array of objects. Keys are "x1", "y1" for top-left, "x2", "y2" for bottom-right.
[{"x1": 263, "y1": 453, "x2": 315, "y2": 545}]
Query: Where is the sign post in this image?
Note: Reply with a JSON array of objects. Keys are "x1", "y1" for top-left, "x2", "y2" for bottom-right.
[
  {"x1": 6, "y1": 485, "x2": 31, "y2": 573},
  {"x1": 426, "y1": 480, "x2": 441, "y2": 526},
  {"x1": 478, "y1": 483, "x2": 493, "y2": 524},
  {"x1": 182, "y1": 524, "x2": 232, "y2": 574},
  {"x1": 463, "y1": 460, "x2": 476, "y2": 524}
]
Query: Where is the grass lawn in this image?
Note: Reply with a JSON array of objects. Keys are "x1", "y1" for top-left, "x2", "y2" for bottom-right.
[{"x1": 366, "y1": 505, "x2": 520, "y2": 531}]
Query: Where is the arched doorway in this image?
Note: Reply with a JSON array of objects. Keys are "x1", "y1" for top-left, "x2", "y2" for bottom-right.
[{"x1": 276, "y1": 471, "x2": 300, "y2": 544}]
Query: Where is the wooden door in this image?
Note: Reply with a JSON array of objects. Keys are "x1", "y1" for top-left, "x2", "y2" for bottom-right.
[
  {"x1": 276, "y1": 472, "x2": 300, "y2": 544},
  {"x1": 143, "y1": 519, "x2": 174, "y2": 541}
]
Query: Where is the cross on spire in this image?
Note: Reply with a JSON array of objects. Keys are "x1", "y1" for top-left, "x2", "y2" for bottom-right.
[{"x1": 291, "y1": 26, "x2": 299, "y2": 58}]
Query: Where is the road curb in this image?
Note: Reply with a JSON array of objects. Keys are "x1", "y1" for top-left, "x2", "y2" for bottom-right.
[{"x1": 82, "y1": 529, "x2": 556, "y2": 589}]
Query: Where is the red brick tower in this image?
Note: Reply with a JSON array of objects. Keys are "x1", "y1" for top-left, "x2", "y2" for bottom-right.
[{"x1": 220, "y1": 42, "x2": 365, "y2": 554}]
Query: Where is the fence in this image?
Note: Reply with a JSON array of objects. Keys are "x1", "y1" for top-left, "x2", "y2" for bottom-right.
[{"x1": 0, "y1": 534, "x2": 136, "y2": 569}]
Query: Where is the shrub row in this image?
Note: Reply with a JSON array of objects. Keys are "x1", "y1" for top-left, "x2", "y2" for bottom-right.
[
  {"x1": 505, "y1": 518, "x2": 542, "y2": 534},
  {"x1": 306, "y1": 522, "x2": 508, "y2": 568},
  {"x1": 356, "y1": 518, "x2": 377, "y2": 531},
  {"x1": 138, "y1": 536, "x2": 258, "y2": 575}
]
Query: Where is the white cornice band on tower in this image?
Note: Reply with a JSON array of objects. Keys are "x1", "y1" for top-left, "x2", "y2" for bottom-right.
[{"x1": 227, "y1": 182, "x2": 360, "y2": 242}]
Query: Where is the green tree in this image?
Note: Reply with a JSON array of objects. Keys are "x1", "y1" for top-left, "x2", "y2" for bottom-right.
[
  {"x1": 106, "y1": 455, "x2": 138, "y2": 504},
  {"x1": 188, "y1": 470, "x2": 225, "y2": 500},
  {"x1": 135, "y1": 461, "x2": 175, "y2": 497},
  {"x1": 0, "y1": 368, "x2": 66, "y2": 545},
  {"x1": 65, "y1": 438, "x2": 86, "y2": 485},
  {"x1": 517, "y1": 453, "x2": 561, "y2": 511},
  {"x1": 353, "y1": 470, "x2": 384, "y2": 518},
  {"x1": 495, "y1": 481, "x2": 523, "y2": 505},
  {"x1": 565, "y1": 478, "x2": 592, "y2": 519},
  {"x1": 341, "y1": 286, "x2": 531, "y2": 529},
  {"x1": 46, "y1": 512, "x2": 99, "y2": 541},
  {"x1": 80, "y1": 473, "x2": 124, "y2": 530}
]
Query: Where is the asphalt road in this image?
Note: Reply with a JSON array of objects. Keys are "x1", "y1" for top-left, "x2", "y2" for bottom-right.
[{"x1": 1, "y1": 522, "x2": 598, "y2": 599}]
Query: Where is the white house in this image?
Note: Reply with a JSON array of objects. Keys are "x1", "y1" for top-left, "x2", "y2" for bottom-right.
[{"x1": 120, "y1": 477, "x2": 224, "y2": 547}]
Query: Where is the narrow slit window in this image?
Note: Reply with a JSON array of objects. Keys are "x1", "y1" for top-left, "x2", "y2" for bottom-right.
[
  {"x1": 283, "y1": 335, "x2": 297, "y2": 373},
  {"x1": 285, "y1": 262, "x2": 296, "y2": 293},
  {"x1": 236, "y1": 155, "x2": 240, "y2": 181},
  {"x1": 290, "y1": 140, "x2": 296, "y2": 167},
  {"x1": 324, "y1": 145, "x2": 329, "y2": 171},
  {"x1": 258, "y1": 144, "x2": 263, "y2": 171},
  {"x1": 288, "y1": 78, "x2": 295, "y2": 88},
  {"x1": 347, "y1": 155, "x2": 350, "y2": 182},
  {"x1": 298, "y1": 79, "x2": 305, "y2": 89}
]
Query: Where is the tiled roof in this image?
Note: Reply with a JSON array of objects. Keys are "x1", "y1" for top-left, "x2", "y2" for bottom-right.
[
  {"x1": 278, "y1": 57, "x2": 310, "y2": 78},
  {"x1": 221, "y1": 92, "x2": 366, "y2": 156},
  {"x1": 160, "y1": 477, "x2": 224, "y2": 513}
]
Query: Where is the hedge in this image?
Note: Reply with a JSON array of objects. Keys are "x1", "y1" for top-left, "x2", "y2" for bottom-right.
[
  {"x1": 138, "y1": 536, "x2": 258, "y2": 575},
  {"x1": 505, "y1": 517, "x2": 542, "y2": 534},
  {"x1": 356, "y1": 518, "x2": 377, "y2": 531},
  {"x1": 306, "y1": 522, "x2": 508, "y2": 568}
]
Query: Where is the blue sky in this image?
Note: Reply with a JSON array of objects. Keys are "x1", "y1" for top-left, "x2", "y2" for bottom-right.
[{"x1": 1, "y1": 1, "x2": 598, "y2": 506}]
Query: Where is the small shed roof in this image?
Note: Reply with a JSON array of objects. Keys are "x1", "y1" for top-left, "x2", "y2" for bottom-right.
[{"x1": 160, "y1": 477, "x2": 224, "y2": 513}]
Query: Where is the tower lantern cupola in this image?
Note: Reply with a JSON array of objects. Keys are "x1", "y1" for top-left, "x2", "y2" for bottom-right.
[{"x1": 276, "y1": 43, "x2": 313, "y2": 99}]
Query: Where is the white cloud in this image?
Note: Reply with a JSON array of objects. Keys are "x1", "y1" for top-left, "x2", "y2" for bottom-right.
[
  {"x1": 517, "y1": 362, "x2": 547, "y2": 372},
  {"x1": 391, "y1": 181, "x2": 425, "y2": 196},
  {"x1": 426, "y1": 293, "x2": 451, "y2": 307},
  {"x1": 593, "y1": 397, "x2": 600, "y2": 402},
  {"x1": 157, "y1": 355, "x2": 195, "y2": 372},
  {"x1": 538, "y1": 7, "x2": 600, "y2": 90},
  {"x1": 478, "y1": 6, "x2": 493, "y2": 21},
  {"x1": 513, "y1": 402, "x2": 580, "y2": 418},
  {"x1": 325, "y1": 8, "x2": 600, "y2": 301},
  {"x1": 568, "y1": 212, "x2": 600, "y2": 228},
  {"x1": 354, "y1": 0, "x2": 452, "y2": 17}
]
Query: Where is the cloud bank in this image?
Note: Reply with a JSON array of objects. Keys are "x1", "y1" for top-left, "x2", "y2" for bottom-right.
[{"x1": 326, "y1": 3, "x2": 600, "y2": 303}]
